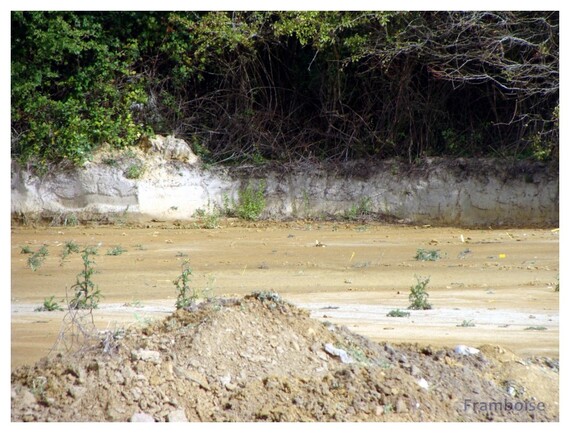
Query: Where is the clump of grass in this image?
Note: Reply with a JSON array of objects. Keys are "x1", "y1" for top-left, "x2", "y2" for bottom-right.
[
  {"x1": 69, "y1": 247, "x2": 101, "y2": 310},
  {"x1": 457, "y1": 320, "x2": 475, "y2": 327},
  {"x1": 174, "y1": 260, "x2": 196, "y2": 309},
  {"x1": 28, "y1": 245, "x2": 49, "y2": 271},
  {"x1": 414, "y1": 248, "x2": 442, "y2": 261},
  {"x1": 35, "y1": 296, "x2": 64, "y2": 312},
  {"x1": 106, "y1": 245, "x2": 127, "y2": 256},
  {"x1": 524, "y1": 326, "x2": 547, "y2": 331},
  {"x1": 236, "y1": 181, "x2": 266, "y2": 221},
  {"x1": 408, "y1": 275, "x2": 432, "y2": 310},
  {"x1": 20, "y1": 245, "x2": 33, "y2": 254},
  {"x1": 387, "y1": 309, "x2": 411, "y2": 317}
]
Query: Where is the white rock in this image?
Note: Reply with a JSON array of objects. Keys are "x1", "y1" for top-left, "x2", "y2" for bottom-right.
[
  {"x1": 167, "y1": 409, "x2": 188, "y2": 422},
  {"x1": 454, "y1": 345, "x2": 480, "y2": 355},
  {"x1": 323, "y1": 343, "x2": 354, "y2": 364},
  {"x1": 417, "y1": 378, "x2": 429, "y2": 390},
  {"x1": 130, "y1": 412, "x2": 155, "y2": 422},
  {"x1": 131, "y1": 348, "x2": 161, "y2": 364}
]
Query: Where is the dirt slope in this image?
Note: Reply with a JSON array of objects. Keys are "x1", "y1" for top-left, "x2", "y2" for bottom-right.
[{"x1": 11, "y1": 294, "x2": 558, "y2": 422}]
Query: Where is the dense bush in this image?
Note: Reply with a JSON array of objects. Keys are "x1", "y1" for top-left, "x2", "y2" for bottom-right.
[{"x1": 11, "y1": 11, "x2": 559, "y2": 167}]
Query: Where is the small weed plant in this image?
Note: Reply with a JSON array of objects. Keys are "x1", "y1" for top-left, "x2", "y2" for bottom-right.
[
  {"x1": 174, "y1": 260, "x2": 197, "y2": 309},
  {"x1": 106, "y1": 245, "x2": 127, "y2": 256},
  {"x1": 236, "y1": 181, "x2": 266, "y2": 221},
  {"x1": 28, "y1": 245, "x2": 49, "y2": 271},
  {"x1": 35, "y1": 296, "x2": 64, "y2": 312},
  {"x1": 414, "y1": 248, "x2": 442, "y2": 261},
  {"x1": 408, "y1": 275, "x2": 432, "y2": 310},
  {"x1": 457, "y1": 320, "x2": 475, "y2": 327},
  {"x1": 387, "y1": 309, "x2": 411, "y2": 317},
  {"x1": 344, "y1": 197, "x2": 372, "y2": 221},
  {"x1": 124, "y1": 161, "x2": 145, "y2": 179},
  {"x1": 61, "y1": 240, "x2": 80, "y2": 261},
  {"x1": 20, "y1": 245, "x2": 33, "y2": 254},
  {"x1": 69, "y1": 247, "x2": 101, "y2": 309}
]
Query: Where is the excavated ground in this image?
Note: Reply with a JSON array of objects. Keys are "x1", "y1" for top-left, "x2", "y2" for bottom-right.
[
  {"x1": 11, "y1": 295, "x2": 559, "y2": 422},
  {"x1": 11, "y1": 221, "x2": 559, "y2": 422}
]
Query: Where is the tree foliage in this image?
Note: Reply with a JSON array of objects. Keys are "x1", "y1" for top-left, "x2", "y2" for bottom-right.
[{"x1": 11, "y1": 11, "x2": 559, "y2": 167}]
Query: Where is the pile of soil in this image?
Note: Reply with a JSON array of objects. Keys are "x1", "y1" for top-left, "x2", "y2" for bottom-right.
[{"x1": 11, "y1": 294, "x2": 559, "y2": 422}]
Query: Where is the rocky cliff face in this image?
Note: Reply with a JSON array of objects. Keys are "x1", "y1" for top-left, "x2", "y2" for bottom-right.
[{"x1": 11, "y1": 151, "x2": 558, "y2": 227}]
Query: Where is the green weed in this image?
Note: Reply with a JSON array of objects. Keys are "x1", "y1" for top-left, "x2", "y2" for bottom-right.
[
  {"x1": 236, "y1": 181, "x2": 266, "y2": 221},
  {"x1": 387, "y1": 309, "x2": 410, "y2": 317},
  {"x1": 106, "y1": 245, "x2": 127, "y2": 256},
  {"x1": 457, "y1": 320, "x2": 475, "y2": 327},
  {"x1": 344, "y1": 197, "x2": 372, "y2": 221},
  {"x1": 69, "y1": 247, "x2": 101, "y2": 309},
  {"x1": 20, "y1": 245, "x2": 33, "y2": 254},
  {"x1": 124, "y1": 161, "x2": 145, "y2": 179},
  {"x1": 35, "y1": 296, "x2": 64, "y2": 312},
  {"x1": 408, "y1": 275, "x2": 432, "y2": 310},
  {"x1": 174, "y1": 260, "x2": 197, "y2": 309},
  {"x1": 28, "y1": 245, "x2": 49, "y2": 271},
  {"x1": 414, "y1": 248, "x2": 442, "y2": 261},
  {"x1": 61, "y1": 240, "x2": 80, "y2": 261}
]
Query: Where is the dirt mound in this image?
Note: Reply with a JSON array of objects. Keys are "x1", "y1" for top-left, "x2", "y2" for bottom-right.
[{"x1": 11, "y1": 294, "x2": 559, "y2": 422}]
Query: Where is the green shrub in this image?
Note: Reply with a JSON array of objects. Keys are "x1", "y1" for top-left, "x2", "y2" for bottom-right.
[
  {"x1": 174, "y1": 260, "x2": 197, "y2": 309},
  {"x1": 408, "y1": 275, "x2": 432, "y2": 310},
  {"x1": 236, "y1": 181, "x2": 266, "y2": 221},
  {"x1": 69, "y1": 247, "x2": 101, "y2": 309}
]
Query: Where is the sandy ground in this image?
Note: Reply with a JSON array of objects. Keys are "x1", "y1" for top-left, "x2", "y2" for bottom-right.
[{"x1": 11, "y1": 221, "x2": 559, "y2": 369}]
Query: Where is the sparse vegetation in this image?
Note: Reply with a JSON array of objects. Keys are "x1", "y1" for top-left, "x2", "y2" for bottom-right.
[
  {"x1": 194, "y1": 206, "x2": 221, "y2": 229},
  {"x1": 106, "y1": 245, "x2": 127, "y2": 256},
  {"x1": 250, "y1": 290, "x2": 281, "y2": 303},
  {"x1": 524, "y1": 326, "x2": 547, "y2": 331},
  {"x1": 20, "y1": 245, "x2": 32, "y2": 254},
  {"x1": 27, "y1": 245, "x2": 49, "y2": 271},
  {"x1": 457, "y1": 320, "x2": 475, "y2": 327},
  {"x1": 174, "y1": 260, "x2": 196, "y2": 309},
  {"x1": 414, "y1": 248, "x2": 442, "y2": 261},
  {"x1": 61, "y1": 240, "x2": 80, "y2": 261},
  {"x1": 387, "y1": 309, "x2": 411, "y2": 318},
  {"x1": 124, "y1": 161, "x2": 145, "y2": 179},
  {"x1": 35, "y1": 296, "x2": 64, "y2": 312},
  {"x1": 344, "y1": 197, "x2": 372, "y2": 221},
  {"x1": 408, "y1": 275, "x2": 432, "y2": 310},
  {"x1": 236, "y1": 181, "x2": 266, "y2": 221},
  {"x1": 69, "y1": 247, "x2": 101, "y2": 310}
]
